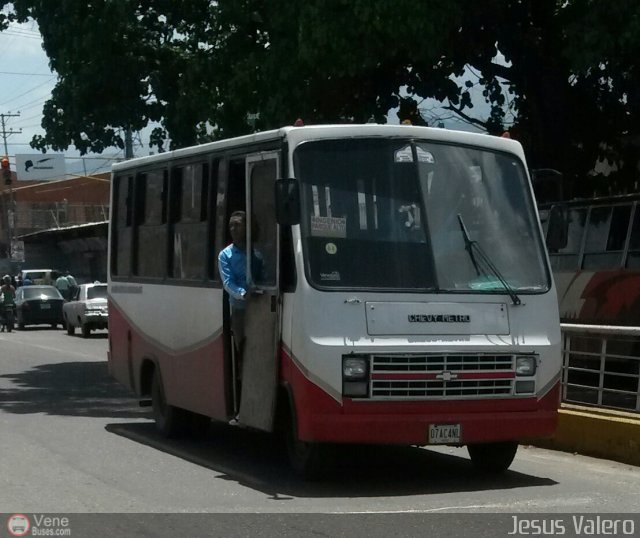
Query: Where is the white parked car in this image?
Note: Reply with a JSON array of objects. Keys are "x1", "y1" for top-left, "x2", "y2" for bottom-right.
[{"x1": 63, "y1": 282, "x2": 108, "y2": 337}]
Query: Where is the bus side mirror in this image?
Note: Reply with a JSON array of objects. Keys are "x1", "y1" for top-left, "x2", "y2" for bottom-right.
[
  {"x1": 546, "y1": 204, "x2": 568, "y2": 252},
  {"x1": 275, "y1": 178, "x2": 300, "y2": 226},
  {"x1": 531, "y1": 168, "x2": 564, "y2": 205}
]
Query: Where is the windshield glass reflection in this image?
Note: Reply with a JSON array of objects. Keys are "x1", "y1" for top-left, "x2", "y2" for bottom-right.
[{"x1": 294, "y1": 138, "x2": 548, "y2": 293}]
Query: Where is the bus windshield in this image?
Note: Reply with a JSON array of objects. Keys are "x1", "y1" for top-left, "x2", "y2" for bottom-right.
[{"x1": 294, "y1": 138, "x2": 549, "y2": 292}]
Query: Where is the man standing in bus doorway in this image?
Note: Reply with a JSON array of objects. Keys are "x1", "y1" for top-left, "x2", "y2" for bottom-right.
[{"x1": 218, "y1": 211, "x2": 251, "y2": 424}]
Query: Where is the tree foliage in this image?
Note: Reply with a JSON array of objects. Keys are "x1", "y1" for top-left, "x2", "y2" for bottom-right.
[{"x1": 2, "y1": 0, "x2": 640, "y2": 197}]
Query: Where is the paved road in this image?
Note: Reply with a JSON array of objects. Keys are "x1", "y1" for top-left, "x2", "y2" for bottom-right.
[{"x1": 1, "y1": 328, "x2": 639, "y2": 536}]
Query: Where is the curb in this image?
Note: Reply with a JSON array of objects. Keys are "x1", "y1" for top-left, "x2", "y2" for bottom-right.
[{"x1": 534, "y1": 404, "x2": 640, "y2": 466}]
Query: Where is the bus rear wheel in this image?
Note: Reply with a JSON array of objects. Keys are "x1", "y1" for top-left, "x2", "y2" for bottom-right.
[
  {"x1": 151, "y1": 371, "x2": 185, "y2": 438},
  {"x1": 467, "y1": 441, "x2": 518, "y2": 473}
]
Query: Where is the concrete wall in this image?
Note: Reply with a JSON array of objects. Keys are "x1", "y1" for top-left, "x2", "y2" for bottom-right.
[{"x1": 535, "y1": 404, "x2": 640, "y2": 467}]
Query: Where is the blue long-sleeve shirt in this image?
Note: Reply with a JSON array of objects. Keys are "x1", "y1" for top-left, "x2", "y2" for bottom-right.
[{"x1": 218, "y1": 244, "x2": 248, "y2": 309}]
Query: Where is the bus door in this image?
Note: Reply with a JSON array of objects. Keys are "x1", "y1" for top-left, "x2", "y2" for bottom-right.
[{"x1": 238, "y1": 152, "x2": 281, "y2": 431}]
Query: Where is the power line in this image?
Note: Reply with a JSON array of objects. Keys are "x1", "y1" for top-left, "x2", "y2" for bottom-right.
[
  {"x1": 5, "y1": 23, "x2": 41, "y2": 36},
  {"x1": 2, "y1": 149, "x2": 123, "y2": 161},
  {"x1": 0, "y1": 30, "x2": 41, "y2": 40},
  {"x1": 88, "y1": 149, "x2": 123, "y2": 175},
  {"x1": 9, "y1": 94, "x2": 50, "y2": 114},
  {"x1": 0, "y1": 71, "x2": 53, "y2": 76},
  {"x1": 15, "y1": 106, "x2": 44, "y2": 119},
  {"x1": 0, "y1": 35, "x2": 16, "y2": 62},
  {"x1": 0, "y1": 78, "x2": 55, "y2": 108}
]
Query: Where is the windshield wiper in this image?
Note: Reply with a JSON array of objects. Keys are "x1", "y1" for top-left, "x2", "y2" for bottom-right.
[{"x1": 457, "y1": 214, "x2": 522, "y2": 306}]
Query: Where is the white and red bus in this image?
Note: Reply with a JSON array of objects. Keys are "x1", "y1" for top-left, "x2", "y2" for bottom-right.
[
  {"x1": 107, "y1": 124, "x2": 561, "y2": 477},
  {"x1": 539, "y1": 192, "x2": 640, "y2": 411}
]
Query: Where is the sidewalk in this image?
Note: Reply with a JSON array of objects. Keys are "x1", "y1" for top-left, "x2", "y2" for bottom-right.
[{"x1": 535, "y1": 404, "x2": 640, "y2": 467}]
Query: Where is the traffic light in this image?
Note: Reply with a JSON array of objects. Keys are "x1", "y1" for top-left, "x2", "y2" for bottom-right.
[{"x1": 1, "y1": 157, "x2": 10, "y2": 185}]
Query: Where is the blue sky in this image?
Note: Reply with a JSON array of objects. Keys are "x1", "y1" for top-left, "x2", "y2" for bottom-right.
[{"x1": 0, "y1": 19, "x2": 135, "y2": 180}]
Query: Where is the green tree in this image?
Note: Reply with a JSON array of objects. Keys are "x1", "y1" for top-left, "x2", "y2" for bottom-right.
[{"x1": 2, "y1": 0, "x2": 639, "y2": 197}]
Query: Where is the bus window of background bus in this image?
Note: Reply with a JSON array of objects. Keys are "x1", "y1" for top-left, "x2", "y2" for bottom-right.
[
  {"x1": 134, "y1": 169, "x2": 168, "y2": 278},
  {"x1": 626, "y1": 206, "x2": 640, "y2": 269},
  {"x1": 549, "y1": 208, "x2": 587, "y2": 271},
  {"x1": 582, "y1": 205, "x2": 631, "y2": 270},
  {"x1": 112, "y1": 174, "x2": 133, "y2": 277},
  {"x1": 169, "y1": 162, "x2": 210, "y2": 281}
]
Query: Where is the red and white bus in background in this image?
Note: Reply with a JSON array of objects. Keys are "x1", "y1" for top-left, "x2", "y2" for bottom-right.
[
  {"x1": 107, "y1": 124, "x2": 561, "y2": 478},
  {"x1": 539, "y1": 193, "x2": 640, "y2": 412}
]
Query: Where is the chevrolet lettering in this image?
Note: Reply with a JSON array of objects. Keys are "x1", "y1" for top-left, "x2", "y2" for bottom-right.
[{"x1": 408, "y1": 314, "x2": 471, "y2": 323}]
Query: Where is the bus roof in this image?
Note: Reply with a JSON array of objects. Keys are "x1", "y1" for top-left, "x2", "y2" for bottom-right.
[{"x1": 112, "y1": 124, "x2": 525, "y2": 173}]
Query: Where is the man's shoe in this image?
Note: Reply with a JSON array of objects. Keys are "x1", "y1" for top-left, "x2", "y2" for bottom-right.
[{"x1": 228, "y1": 415, "x2": 240, "y2": 426}]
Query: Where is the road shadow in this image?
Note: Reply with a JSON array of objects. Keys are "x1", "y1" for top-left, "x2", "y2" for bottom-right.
[
  {"x1": 106, "y1": 421, "x2": 558, "y2": 499},
  {"x1": 0, "y1": 361, "x2": 148, "y2": 419}
]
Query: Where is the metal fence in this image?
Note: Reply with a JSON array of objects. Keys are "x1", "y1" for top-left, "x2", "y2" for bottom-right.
[{"x1": 561, "y1": 323, "x2": 640, "y2": 412}]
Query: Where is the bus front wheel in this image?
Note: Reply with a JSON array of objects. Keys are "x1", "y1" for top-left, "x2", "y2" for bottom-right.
[
  {"x1": 467, "y1": 441, "x2": 518, "y2": 473},
  {"x1": 151, "y1": 371, "x2": 185, "y2": 438},
  {"x1": 284, "y1": 411, "x2": 331, "y2": 481}
]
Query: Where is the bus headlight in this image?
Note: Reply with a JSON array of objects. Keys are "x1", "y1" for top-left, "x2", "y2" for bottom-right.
[
  {"x1": 515, "y1": 355, "x2": 537, "y2": 376},
  {"x1": 343, "y1": 355, "x2": 369, "y2": 398},
  {"x1": 343, "y1": 356, "x2": 368, "y2": 380}
]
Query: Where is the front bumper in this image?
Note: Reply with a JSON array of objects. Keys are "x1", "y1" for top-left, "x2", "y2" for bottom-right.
[
  {"x1": 282, "y1": 349, "x2": 559, "y2": 445},
  {"x1": 82, "y1": 312, "x2": 108, "y2": 328}
]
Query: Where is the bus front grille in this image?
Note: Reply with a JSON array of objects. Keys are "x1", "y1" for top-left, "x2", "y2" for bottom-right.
[{"x1": 370, "y1": 354, "x2": 516, "y2": 399}]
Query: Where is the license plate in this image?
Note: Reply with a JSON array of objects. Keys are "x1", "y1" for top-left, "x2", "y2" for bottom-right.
[
  {"x1": 428, "y1": 423, "x2": 461, "y2": 444},
  {"x1": 40, "y1": 303, "x2": 51, "y2": 310}
]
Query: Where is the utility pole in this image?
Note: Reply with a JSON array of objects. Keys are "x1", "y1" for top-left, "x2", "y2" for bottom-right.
[
  {"x1": 124, "y1": 127, "x2": 134, "y2": 159},
  {"x1": 1, "y1": 112, "x2": 22, "y2": 265}
]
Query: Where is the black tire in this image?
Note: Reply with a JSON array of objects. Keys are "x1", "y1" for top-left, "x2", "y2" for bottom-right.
[
  {"x1": 81, "y1": 323, "x2": 90, "y2": 338},
  {"x1": 284, "y1": 405, "x2": 331, "y2": 480},
  {"x1": 66, "y1": 320, "x2": 75, "y2": 335},
  {"x1": 151, "y1": 370, "x2": 186, "y2": 438},
  {"x1": 4, "y1": 309, "x2": 14, "y2": 332},
  {"x1": 18, "y1": 322, "x2": 25, "y2": 330},
  {"x1": 467, "y1": 441, "x2": 518, "y2": 473}
]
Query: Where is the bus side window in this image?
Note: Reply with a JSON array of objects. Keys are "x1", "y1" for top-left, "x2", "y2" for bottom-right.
[
  {"x1": 170, "y1": 162, "x2": 209, "y2": 281},
  {"x1": 111, "y1": 174, "x2": 133, "y2": 277},
  {"x1": 135, "y1": 169, "x2": 168, "y2": 278},
  {"x1": 582, "y1": 205, "x2": 631, "y2": 270}
]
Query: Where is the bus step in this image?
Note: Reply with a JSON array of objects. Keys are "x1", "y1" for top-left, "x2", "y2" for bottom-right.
[{"x1": 139, "y1": 399, "x2": 152, "y2": 407}]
